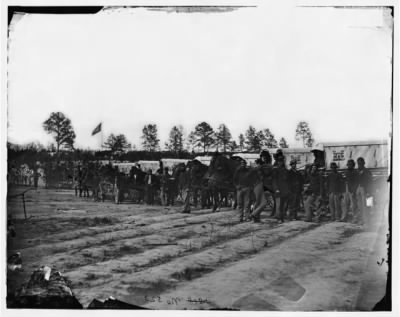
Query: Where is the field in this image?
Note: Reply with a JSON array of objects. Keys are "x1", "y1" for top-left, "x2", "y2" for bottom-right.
[{"x1": 6, "y1": 186, "x2": 389, "y2": 311}]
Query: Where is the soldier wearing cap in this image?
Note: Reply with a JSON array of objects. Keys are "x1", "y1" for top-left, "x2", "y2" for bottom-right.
[
  {"x1": 271, "y1": 149, "x2": 286, "y2": 217},
  {"x1": 159, "y1": 167, "x2": 170, "y2": 206},
  {"x1": 341, "y1": 159, "x2": 358, "y2": 222},
  {"x1": 273, "y1": 149, "x2": 285, "y2": 166},
  {"x1": 144, "y1": 169, "x2": 155, "y2": 205},
  {"x1": 304, "y1": 164, "x2": 323, "y2": 222},
  {"x1": 250, "y1": 150, "x2": 274, "y2": 222},
  {"x1": 355, "y1": 157, "x2": 372, "y2": 225},
  {"x1": 233, "y1": 159, "x2": 252, "y2": 222},
  {"x1": 272, "y1": 156, "x2": 290, "y2": 223},
  {"x1": 326, "y1": 162, "x2": 344, "y2": 221},
  {"x1": 32, "y1": 163, "x2": 41, "y2": 189},
  {"x1": 181, "y1": 164, "x2": 192, "y2": 213},
  {"x1": 287, "y1": 158, "x2": 304, "y2": 220}
]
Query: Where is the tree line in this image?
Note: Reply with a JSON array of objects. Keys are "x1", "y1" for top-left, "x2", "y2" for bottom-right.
[{"x1": 39, "y1": 111, "x2": 315, "y2": 155}]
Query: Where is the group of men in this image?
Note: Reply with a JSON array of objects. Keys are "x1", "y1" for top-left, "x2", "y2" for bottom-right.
[
  {"x1": 69, "y1": 152, "x2": 380, "y2": 227},
  {"x1": 142, "y1": 167, "x2": 176, "y2": 206},
  {"x1": 8, "y1": 163, "x2": 41, "y2": 189},
  {"x1": 130, "y1": 164, "x2": 178, "y2": 206},
  {"x1": 233, "y1": 149, "x2": 375, "y2": 225}
]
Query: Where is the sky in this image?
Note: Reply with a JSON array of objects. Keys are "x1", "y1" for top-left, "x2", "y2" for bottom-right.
[{"x1": 7, "y1": 3, "x2": 393, "y2": 150}]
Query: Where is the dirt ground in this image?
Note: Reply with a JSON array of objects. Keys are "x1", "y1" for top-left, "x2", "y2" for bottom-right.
[{"x1": 6, "y1": 186, "x2": 389, "y2": 311}]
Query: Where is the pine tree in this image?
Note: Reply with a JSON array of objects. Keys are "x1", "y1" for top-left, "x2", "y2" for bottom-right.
[
  {"x1": 295, "y1": 121, "x2": 314, "y2": 147},
  {"x1": 141, "y1": 124, "x2": 160, "y2": 151},
  {"x1": 165, "y1": 125, "x2": 185, "y2": 153},
  {"x1": 43, "y1": 112, "x2": 76, "y2": 152},
  {"x1": 192, "y1": 122, "x2": 215, "y2": 153},
  {"x1": 214, "y1": 124, "x2": 232, "y2": 152}
]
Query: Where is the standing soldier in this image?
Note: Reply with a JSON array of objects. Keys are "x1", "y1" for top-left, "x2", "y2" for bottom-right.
[
  {"x1": 181, "y1": 164, "x2": 192, "y2": 213},
  {"x1": 144, "y1": 169, "x2": 155, "y2": 205},
  {"x1": 233, "y1": 159, "x2": 252, "y2": 222},
  {"x1": 304, "y1": 164, "x2": 323, "y2": 222},
  {"x1": 251, "y1": 151, "x2": 273, "y2": 223},
  {"x1": 166, "y1": 168, "x2": 177, "y2": 206},
  {"x1": 160, "y1": 167, "x2": 170, "y2": 206},
  {"x1": 73, "y1": 164, "x2": 82, "y2": 196},
  {"x1": 355, "y1": 157, "x2": 372, "y2": 225},
  {"x1": 33, "y1": 164, "x2": 41, "y2": 189},
  {"x1": 287, "y1": 159, "x2": 304, "y2": 221},
  {"x1": 271, "y1": 149, "x2": 286, "y2": 217},
  {"x1": 341, "y1": 159, "x2": 358, "y2": 222},
  {"x1": 272, "y1": 156, "x2": 290, "y2": 223},
  {"x1": 273, "y1": 149, "x2": 285, "y2": 165},
  {"x1": 326, "y1": 162, "x2": 343, "y2": 221}
]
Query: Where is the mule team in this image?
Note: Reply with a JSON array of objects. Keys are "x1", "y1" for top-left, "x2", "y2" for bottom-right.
[{"x1": 72, "y1": 148, "x2": 377, "y2": 226}]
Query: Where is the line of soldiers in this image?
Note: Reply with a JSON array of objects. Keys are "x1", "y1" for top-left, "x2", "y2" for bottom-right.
[{"x1": 234, "y1": 149, "x2": 377, "y2": 225}]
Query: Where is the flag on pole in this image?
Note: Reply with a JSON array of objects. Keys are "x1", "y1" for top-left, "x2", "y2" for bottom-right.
[{"x1": 92, "y1": 123, "x2": 102, "y2": 136}]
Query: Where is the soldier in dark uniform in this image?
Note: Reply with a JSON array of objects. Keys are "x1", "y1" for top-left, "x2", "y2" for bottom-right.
[
  {"x1": 233, "y1": 160, "x2": 252, "y2": 222},
  {"x1": 166, "y1": 168, "x2": 177, "y2": 206},
  {"x1": 355, "y1": 157, "x2": 372, "y2": 225},
  {"x1": 272, "y1": 156, "x2": 290, "y2": 223},
  {"x1": 181, "y1": 164, "x2": 192, "y2": 213},
  {"x1": 304, "y1": 164, "x2": 323, "y2": 222},
  {"x1": 271, "y1": 149, "x2": 286, "y2": 217},
  {"x1": 33, "y1": 165, "x2": 41, "y2": 189},
  {"x1": 326, "y1": 162, "x2": 343, "y2": 221},
  {"x1": 341, "y1": 159, "x2": 358, "y2": 222},
  {"x1": 144, "y1": 169, "x2": 155, "y2": 205},
  {"x1": 160, "y1": 167, "x2": 170, "y2": 206},
  {"x1": 273, "y1": 149, "x2": 285, "y2": 166},
  {"x1": 287, "y1": 159, "x2": 304, "y2": 220},
  {"x1": 251, "y1": 151, "x2": 273, "y2": 223}
]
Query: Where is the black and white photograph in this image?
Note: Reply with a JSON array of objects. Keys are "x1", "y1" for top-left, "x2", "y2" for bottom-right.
[{"x1": 1, "y1": 0, "x2": 398, "y2": 314}]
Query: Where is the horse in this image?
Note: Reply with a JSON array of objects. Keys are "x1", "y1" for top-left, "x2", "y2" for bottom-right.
[
  {"x1": 190, "y1": 159, "x2": 212, "y2": 209},
  {"x1": 80, "y1": 166, "x2": 104, "y2": 201},
  {"x1": 207, "y1": 153, "x2": 242, "y2": 212},
  {"x1": 208, "y1": 153, "x2": 275, "y2": 215}
]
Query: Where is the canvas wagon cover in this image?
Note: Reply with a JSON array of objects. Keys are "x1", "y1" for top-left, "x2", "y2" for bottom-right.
[
  {"x1": 233, "y1": 149, "x2": 313, "y2": 169},
  {"x1": 281, "y1": 148, "x2": 314, "y2": 169},
  {"x1": 112, "y1": 162, "x2": 136, "y2": 174},
  {"x1": 317, "y1": 140, "x2": 389, "y2": 170},
  {"x1": 161, "y1": 158, "x2": 189, "y2": 169},
  {"x1": 137, "y1": 160, "x2": 160, "y2": 173},
  {"x1": 193, "y1": 156, "x2": 212, "y2": 166}
]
